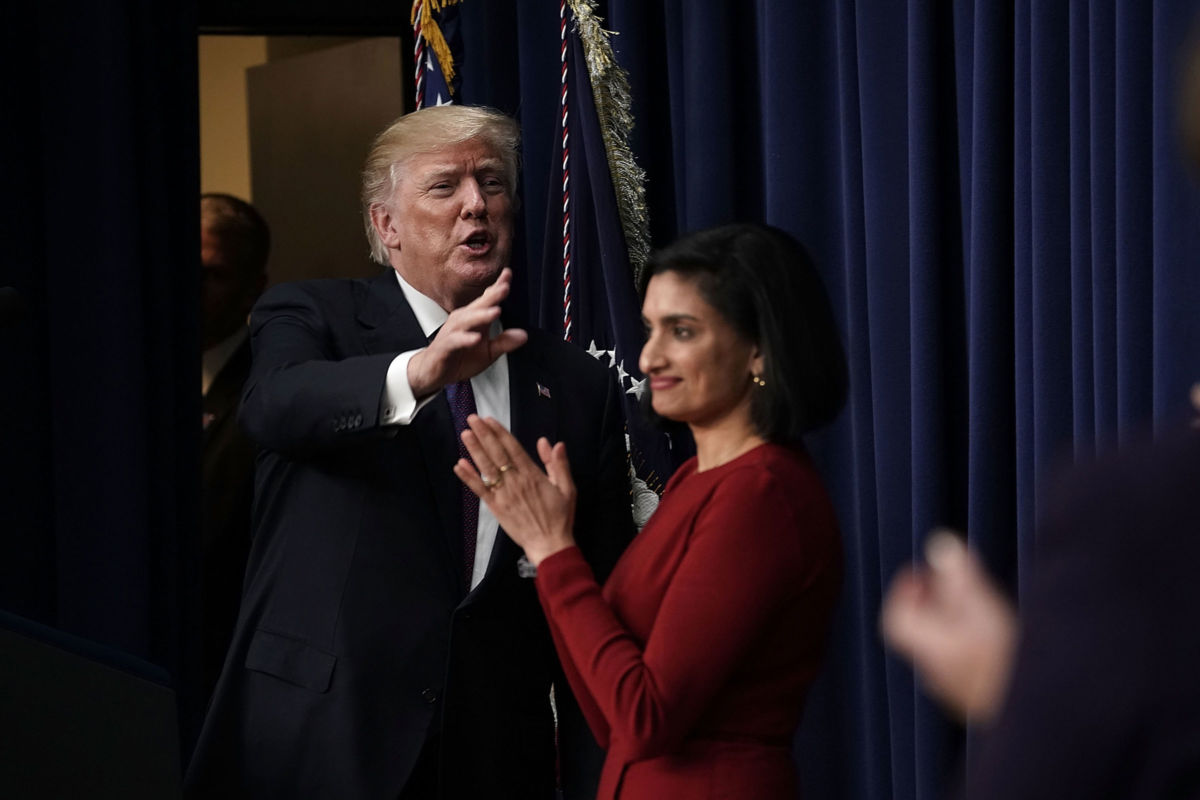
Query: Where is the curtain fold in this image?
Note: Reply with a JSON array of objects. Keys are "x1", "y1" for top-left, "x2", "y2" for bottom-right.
[
  {"x1": 1, "y1": 0, "x2": 204, "y2": 752},
  {"x1": 8, "y1": 0, "x2": 1194, "y2": 793}
]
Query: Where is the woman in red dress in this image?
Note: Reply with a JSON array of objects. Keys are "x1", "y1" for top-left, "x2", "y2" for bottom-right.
[{"x1": 455, "y1": 223, "x2": 848, "y2": 799}]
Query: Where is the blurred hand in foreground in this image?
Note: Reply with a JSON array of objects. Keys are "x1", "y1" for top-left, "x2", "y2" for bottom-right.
[{"x1": 880, "y1": 530, "x2": 1019, "y2": 723}]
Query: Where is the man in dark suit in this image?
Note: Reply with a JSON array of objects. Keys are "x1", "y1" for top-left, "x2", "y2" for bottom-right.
[
  {"x1": 199, "y1": 193, "x2": 269, "y2": 699},
  {"x1": 185, "y1": 105, "x2": 633, "y2": 799}
]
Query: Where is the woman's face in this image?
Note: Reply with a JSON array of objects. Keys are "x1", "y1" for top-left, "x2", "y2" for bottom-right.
[{"x1": 638, "y1": 271, "x2": 761, "y2": 430}]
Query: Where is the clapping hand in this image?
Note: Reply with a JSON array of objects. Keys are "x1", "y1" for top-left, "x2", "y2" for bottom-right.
[{"x1": 453, "y1": 415, "x2": 577, "y2": 566}]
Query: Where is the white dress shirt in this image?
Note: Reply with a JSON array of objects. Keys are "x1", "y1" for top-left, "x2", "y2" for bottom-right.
[{"x1": 378, "y1": 270, "x2": 510, "y2": 591}]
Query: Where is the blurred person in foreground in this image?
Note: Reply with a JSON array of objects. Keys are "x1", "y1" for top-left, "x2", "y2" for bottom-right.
[
  {"x1": 198, "y1": 193, "x2": 268, "y2": 698},
  {"x1": 454, "y1": 223, "x2": 848, "y2": 799},
  {"x1": 881, "y1": 401, "x2": 1200, "y2": 798},
  {"x1": 186, "y1": 105, "x2": 633, "y2": 799}
]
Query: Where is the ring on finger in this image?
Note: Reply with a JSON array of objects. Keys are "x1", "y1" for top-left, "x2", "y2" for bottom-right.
[
  {"x1": 497, "y1": 463, "x2": 513, "y2": 474},
  {"x1": 480, "y1": 474, "x2": 495, "y2": 490}
]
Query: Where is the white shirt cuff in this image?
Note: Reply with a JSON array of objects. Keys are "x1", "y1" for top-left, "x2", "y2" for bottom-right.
[{"x1": 380, "y1": 350, "x2": 436, "y2": 425}]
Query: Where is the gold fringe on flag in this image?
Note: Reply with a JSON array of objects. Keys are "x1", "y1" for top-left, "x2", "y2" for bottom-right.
[
  {"x1": 567, "y1": 0, "x2": 652, "y2": 282},
  {"x1": 411, "y1": 0, "x2": 464, "y2": 93}
]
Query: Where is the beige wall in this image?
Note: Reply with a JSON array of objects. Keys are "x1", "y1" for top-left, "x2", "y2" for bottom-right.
[
  {"x1": 247, "y1": 38, "x2": 406, "y2": 283},
  {"x1": 199, "y1": 37, "x2": 374, "y2": 203},
  {"x1": 199, "y1": 36, "x2": 267, "y2": 201},
  {"x1": 199, "y1": 36, "x2": 404, "y2": 283}
]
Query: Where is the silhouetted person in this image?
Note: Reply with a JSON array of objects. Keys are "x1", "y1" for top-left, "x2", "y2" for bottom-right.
[
  {"x1": 882, "y1": 411, "x2": 1200, "y2": 799},
  {"x1": 199, "y1": 193, "x2": 268, "y2": 699}
]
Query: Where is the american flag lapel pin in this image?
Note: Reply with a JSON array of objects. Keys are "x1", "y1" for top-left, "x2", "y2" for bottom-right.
[{"x1": 536, "y1": 382, "x2": 552, "y2": 399}]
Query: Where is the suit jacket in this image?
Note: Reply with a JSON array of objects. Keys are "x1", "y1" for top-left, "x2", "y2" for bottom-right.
[
  {"x1": 966, "y1": 429, "x2": 1200, "y2": 799},
  {"x1": 185, "y1": 270, "x2": 633, "y2": 799},
  {"x1": 200, "y1": 336, "x2": 256, "y2": 697}
]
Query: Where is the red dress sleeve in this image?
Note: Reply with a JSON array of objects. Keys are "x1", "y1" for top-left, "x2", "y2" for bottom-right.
[
  {"x1": 536, "y1": 466, "x2": 832, "y2": 760},
  {"x1": 538, "y1": 549, "x2": 612, "y2": 747}
]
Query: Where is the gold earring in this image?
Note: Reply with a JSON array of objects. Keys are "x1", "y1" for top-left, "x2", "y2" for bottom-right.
[{"x1": 751, "y1": 374, "x2": 766, "y2": 388}]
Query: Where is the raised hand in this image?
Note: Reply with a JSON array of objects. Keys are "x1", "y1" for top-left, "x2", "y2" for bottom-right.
[
  {"x1": 880, "y1": 531, "x2": 1019, "y2": 723},
  {"x1": 453, "y1": 415, "x2": 578, "y2": 566},
  {"x1": 407, "y1": 268, "x2": 528, "y2": 398}
]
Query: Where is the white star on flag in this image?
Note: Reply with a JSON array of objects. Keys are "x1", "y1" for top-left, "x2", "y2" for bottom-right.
[{"x1": 615, "y1": 360, "x2": 629, "y2": 385}]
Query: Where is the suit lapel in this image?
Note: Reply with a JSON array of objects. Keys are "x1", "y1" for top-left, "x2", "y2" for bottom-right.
[
  {"x1": 357, "y1": 270, "x2": 467, "y2": 594},
  {"x1": 203, "y1": 337, "x2": 252, "y2": 445},
  {"x1": 355, "y1": 269, "x2": 426, "y2": 354},
  {"x1": 506, "y1": 341, "x2": 559, "y2": 482}
]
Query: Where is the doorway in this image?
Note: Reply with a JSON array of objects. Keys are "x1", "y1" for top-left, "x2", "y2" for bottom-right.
[{"x1": 199, "y1": 34, "x2": 409, "y2": 283}]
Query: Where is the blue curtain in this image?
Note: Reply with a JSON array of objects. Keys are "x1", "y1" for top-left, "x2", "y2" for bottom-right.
[
  {"x1": 1, "y1": 0, "x2": 205, "y2": 750},
  {"x1": 462, "y1": 1, "x2": 1200, "y2": 797},
  {"x1": 3, "y1": 0, "x2": 1197, "y2": 793}
]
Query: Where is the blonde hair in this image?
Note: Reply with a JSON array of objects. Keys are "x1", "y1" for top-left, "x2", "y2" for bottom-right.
[{"x1": 361, "y1": 105, "x2": 521, "y2": 264}]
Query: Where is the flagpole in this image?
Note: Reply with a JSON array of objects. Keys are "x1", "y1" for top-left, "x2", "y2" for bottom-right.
[{"x1": 560, "y1": 0, "x2": 574, "y2": 342}]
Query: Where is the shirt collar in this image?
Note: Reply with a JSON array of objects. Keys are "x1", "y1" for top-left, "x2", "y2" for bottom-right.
[{"x1": 393, "y1": 270, "x2": 448, "y2": 339}]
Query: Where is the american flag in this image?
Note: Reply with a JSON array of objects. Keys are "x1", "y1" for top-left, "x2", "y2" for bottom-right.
[
  {"x1": 538, "y1": 1, "x2": 677, "y2": 508},
  {"x1": 411, "y1": 0, "x2": 462, "y2": 109}
]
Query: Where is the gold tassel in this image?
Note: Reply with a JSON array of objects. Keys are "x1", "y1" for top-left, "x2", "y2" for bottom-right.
[
  {"x1": 411, "y1": 0, "x2": 464, "y2": 94},
  {"x1": 566, "y1": 0, "x2": 652, "y2": 283}
]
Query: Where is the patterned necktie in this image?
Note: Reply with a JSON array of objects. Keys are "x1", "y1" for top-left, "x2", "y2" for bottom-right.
[{"x1": 445, "y1": 380, "x2": 479, "y2": 589}]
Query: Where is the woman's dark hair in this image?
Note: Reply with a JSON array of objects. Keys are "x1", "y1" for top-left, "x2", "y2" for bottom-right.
[{"x1": 639, "y1": 222, "x2": 848, "y2": 441}]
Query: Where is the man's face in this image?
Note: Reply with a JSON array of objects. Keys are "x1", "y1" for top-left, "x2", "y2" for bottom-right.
[
  {"x1": 201, "y1": 225, "x2": 262, "y2": 348},
  {"x1": 380, "y1": 138, "x2": 514, "y2": 311}
]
